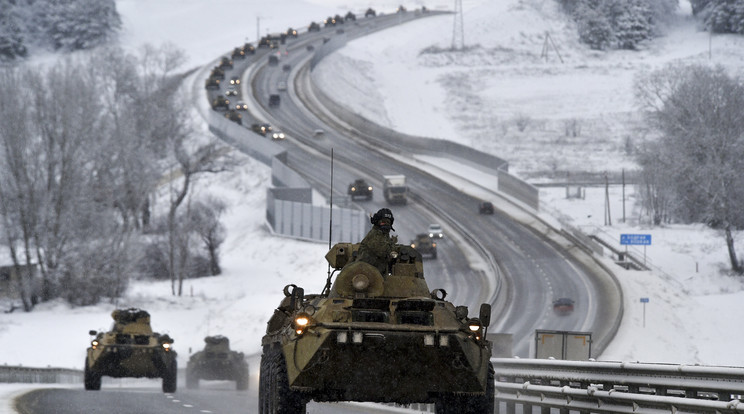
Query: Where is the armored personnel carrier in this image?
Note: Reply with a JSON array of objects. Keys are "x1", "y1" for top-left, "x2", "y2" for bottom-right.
[
  {"x1": 85, "y1": 308, "x2": 177, "y2": 393},
  {"x1": 259, "y1": 243, "x2": 494, "y2": 413},
  {"x1": 410, "y1": 233, "x2": 437, "y2": 259},
  {"x1": 186, "y1": 335, "x2": 249, "y2": 390},
  {"x1": 348, "y1": 178, "x2": 373, "y2": 201}
]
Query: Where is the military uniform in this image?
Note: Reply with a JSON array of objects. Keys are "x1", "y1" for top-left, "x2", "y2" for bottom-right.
[{"x1": 358, "y1": 226, "x2": 396, "y2": 275}]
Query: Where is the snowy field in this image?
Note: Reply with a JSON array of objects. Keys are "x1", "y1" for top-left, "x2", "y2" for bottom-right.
[{"x1": 2, "y1": 2, "x2": 744, "y2": 411}]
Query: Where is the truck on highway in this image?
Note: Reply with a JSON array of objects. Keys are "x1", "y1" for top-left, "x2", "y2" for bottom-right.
[{"x1": 383, "y1": 174, "x2": 408, "y2": 205}]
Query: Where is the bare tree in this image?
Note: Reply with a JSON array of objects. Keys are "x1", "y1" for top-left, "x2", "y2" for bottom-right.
[
  {"x1": 635, "y1": 64, "x2": 744, "y2": 273},
  {"x1": 189, "y1": 197, "x2": 227, "y2": 276}
]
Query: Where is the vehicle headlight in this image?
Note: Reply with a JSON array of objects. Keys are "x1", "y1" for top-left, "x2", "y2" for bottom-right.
[
  {"x1": 368, "y1": 186, "x2": 372, "y2": 191},
  {"x1": 91, "y1": 340, "x2": 99, "y2": 349},
  {"x1": 162, "y1": 343, "x2": 172, "y2": 351},
  {"x1": 293, "y1": 313, "x2": 313, "y2": 335}
]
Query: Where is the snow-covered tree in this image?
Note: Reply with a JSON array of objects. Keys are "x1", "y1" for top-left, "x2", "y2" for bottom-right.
[
  {"x1": 0, "y1": 0, "x2": 28, "y2": 60},
  {"x1": 635, "y1": 64, "x2": 744, "y2": 274}
]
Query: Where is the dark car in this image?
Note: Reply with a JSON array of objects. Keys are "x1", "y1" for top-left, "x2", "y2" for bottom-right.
[
  {"x1": 553, "y1": 298, "x2": 575, "y2": 315},
  {"x1": 308, "y1": 21, "x2": 321, "y2": 32},
  {"x1": 479, "y1": 201, "x2": 494, "y2": 215},
  {"x1": 268, "y1": 94, "x2": 281, "y2": 107},
  {"x1": 282, "y1": 64, "x2": 291, "y2": 72},
  {"x1": 268, "y1": 55, "x2": 279, "y2": 66},
  {"x1": 365, "y1": 7, "x2": 376, "y2": 17},
  {"x1": 229, "y1": 76, "x2": 240, "y2": 86}
]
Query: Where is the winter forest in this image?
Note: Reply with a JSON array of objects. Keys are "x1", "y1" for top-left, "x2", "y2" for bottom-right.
[{"x1": 1, "y1": 0, "x2": 744, "y2": 313}]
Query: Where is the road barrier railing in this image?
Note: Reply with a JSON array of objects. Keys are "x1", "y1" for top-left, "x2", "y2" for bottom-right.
[
  {"x1": 491, "y1": 358, "x2": 744, "y2": 413},
  {"x1": 0, "y1": 365, "x2": 82, "y2": 384}
]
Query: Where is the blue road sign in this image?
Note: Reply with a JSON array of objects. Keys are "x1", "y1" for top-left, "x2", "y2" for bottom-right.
[
  {"x1": 621, "y1": 234, "x2": 651, "y2": 246},
  {"x1": 640, "y1": 297, "x2": 649, "y2": 303}
]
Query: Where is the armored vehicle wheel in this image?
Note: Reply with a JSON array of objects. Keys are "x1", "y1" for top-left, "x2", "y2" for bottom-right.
[
  {"x1": 236, "y1": 369, "x2": 248, "y2": 391},
  {"x1": 162, "y1": 360, "x2": 177, "y2": 393},
  {"x1": 435, "y1": 363, "x2": 494, "y2": 413},
  {"x1": 186, "y1": 370, "x2": 199, "y2": 389},
  {"x1": 259, "y1": 347, "x2": 305, "y2": 414},
  {"x1": 83, "y1": 357, "x2": 101, "y2": 391}
]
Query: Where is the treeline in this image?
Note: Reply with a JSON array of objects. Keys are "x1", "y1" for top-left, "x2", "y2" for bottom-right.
[
  {"x1": 0, "y1": 46, "x2": 234, "y2": 310},
  {"x1": 557, "y1": 0, "x2": 678, "y2": 50},
  {"x1": 690, "y1": 0, "x2": 744, "y2": 33},
  {"x1": 635, "y1": 64, "x2": 744, "y2": 274},
  {"x1": 0, "y1": 0, "x2": 121, "y2": 61}
]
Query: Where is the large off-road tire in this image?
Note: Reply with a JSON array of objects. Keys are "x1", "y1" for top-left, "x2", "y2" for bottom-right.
[
  {"x1": 162, "y1": 359, "x2": 178, "y2": 393},
  {"x1": 236, "y1": 368, "x2": 249, "y2": 391},
  {"x1": 435, "y1": 362, "x2": 494, "y2": 414},
  {"x1": 259, "y1": 346, "x2": 306, "y2": 414},
  {"x1": 83, "y1": 357, "x2": 101, "y2": 391},
  {"x1": 186, "y1": 369, "x2": 199, "y2": 389}
]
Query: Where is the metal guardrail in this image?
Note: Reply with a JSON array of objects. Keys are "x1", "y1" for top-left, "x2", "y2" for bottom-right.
[
  {"x1": 0, "y1": 365, "x2": 82, "y2": 384},
  {"x1": 491, "y1": 358, "x2": 744, "y2": 413}
]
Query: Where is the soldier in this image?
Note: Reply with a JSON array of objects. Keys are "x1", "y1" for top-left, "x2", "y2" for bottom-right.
[{"x1": 357, "y1": 208, "x2": 398, "y2": 275}]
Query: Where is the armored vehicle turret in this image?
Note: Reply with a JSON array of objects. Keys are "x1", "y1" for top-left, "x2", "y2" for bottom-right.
[
  {"x1": 259, "y1": 242, "x2": 494, "y2": 413},
  {"x1": 85, "y1": 308, "x2": 177, "y2": 393},
  {"x1": 186, "y1": 335, "x2": 249, "y2": 390}
]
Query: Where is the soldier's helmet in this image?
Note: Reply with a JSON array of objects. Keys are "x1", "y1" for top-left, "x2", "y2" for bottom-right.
[{"x1": 371, "y1": 208, "x2": 395, "y2": 231}]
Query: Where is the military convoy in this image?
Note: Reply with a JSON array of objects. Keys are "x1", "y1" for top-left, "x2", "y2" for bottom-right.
[
  {"x1": 84, "y1": 308, "x2": 177, "y2": 393},
  {"x1": 186, "y1": 335, "x2": 249, "y2": 390},
  {"x1": 383, "y1": 174, "x2": 408, "y2": 205},
  {"x1": 259, "y1": 242, "x2": 494, "y2": 413}
]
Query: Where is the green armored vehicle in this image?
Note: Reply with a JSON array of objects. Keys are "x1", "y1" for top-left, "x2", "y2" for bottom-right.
[
  {"x1": 259, "y1": 243, "x2": 494, "y2": 413},
  {"x1": 410, "y1": 233, "x2": 437, "y2": 259},
  {"x1": 85, "y1": 308, "x2": 177, "y2": 393},
  {"x1": 186, "y1": 335, "x2": 249, "y2": 390}
]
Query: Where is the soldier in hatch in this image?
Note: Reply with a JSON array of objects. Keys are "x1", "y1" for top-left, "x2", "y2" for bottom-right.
[{"x1": 357, "y1": 208, "x2": 398, "y2": 275}]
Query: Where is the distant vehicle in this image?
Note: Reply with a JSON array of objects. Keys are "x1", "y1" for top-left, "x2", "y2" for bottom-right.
[
  {"x1": 186, "y1": 335, "x2": 248, "y2": 391},
  {"x1": 286, "y1": 27, "x2": 298, "y2": 37},
  {"x1": 313, "y1": 128, "x2": 325, "y2": 137},
  {"x1": 308, "y1": 21, "x2": 321, "y2": 32},
  {"x1": 85, "y1": 308, "x2": 176, "y2": 393},
  {"x1": 219, "y1": 56, "x2": 233, "y2": 69},
  {"x1": 479, "y1": 201, "x2": 494, "y2": 215},
  {"x1": 271, "y1": 131, "x2": 286, "y2": 140},
  {"x1": 258, "y1": 36, "x2": 272, "y2": 48},
  {"x1": 204, "y1": 76, "x2": 220, "y2": 90},
  {"x1": 282, "y1": 64, "x2": 291, "y2": 72},
  {"x1": 334, "y1": 14, "x2": 345, "y2": 23},
  {"x1": 410, "y1": 233, "x2": 437, "y2": 259},
  {"x1": 336, "y1": 28, "x2": 345, "y2": 35},
  {"x1": 268, "y1": 94, "x2": 281, "y2": 107},
  {"x1": 277, "y1": 81, "x2": 287, "y2": 91},
  {"x1": 243, "y1": 43, "x2": 256, "y2": 54},
  {"x1": 211, "y1": 95, "x2": 230, "y2": 111},
  {"x1": 397, "y1": 5, "x2": 407, "y2": 13},
  {"x1": 427, "y1": 224, "x2": 443, "y2": 239},
  {"x1": 224, "y1": 110, "x2": 242, "y2": 125},
  {"x1": 383, "y1": 174, "x2": 408, "y2": 205},
  {"x1": 268, "y1": 55, "x2": 279, "y2": 66},
  {"x1": 235, "y1": 101, "x2": 248, "y2": 111},
  {"x1": 348, "y1": 178, "x2": 373, "y2": 201},
  {"x1": 231, "y1": 47, "x2": 245, "y2": 59},
  {"x1": 225, "y1": 85, "x2": 238, "y2": 97},
  {"x1": 229, "y1": 76, "x2": 240, "y2": 85},
  {"x1": 324, "y1": 16, "x2": 337, "y2": 26},
  {"x1": 365, "y1": 7, "x2": 376, "y2": 17},
  {"x1": 251, "y1": 123, "x2": 273, "y2": 136},
  {"x1": 210, "y1": 67, "x2": 225, "y2": 80},
  {"x1": 345, "y1": 11, "x2": 356, "y2": 21},
  {"x1": 553, "y1": 298, "x2": 575, "y2": 315},
  {"x1": 306, "y1": 44, "x2": 315, "y2": 52},
  {"x1": 322, "y1": 37, "x2": 331, "y2": 44}
]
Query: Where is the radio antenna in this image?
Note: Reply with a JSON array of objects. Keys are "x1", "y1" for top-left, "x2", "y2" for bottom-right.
[{"x1": 324, "y1": 149, "x2": 334, "y2": 296}]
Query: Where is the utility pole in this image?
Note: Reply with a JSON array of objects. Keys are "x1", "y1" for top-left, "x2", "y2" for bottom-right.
[
  {"x1": 452, "y1": 0, "x2": 464, "y2": 50},
  {"x1": 257, "y1": 16, "x2": 261, "y2": 42}
]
